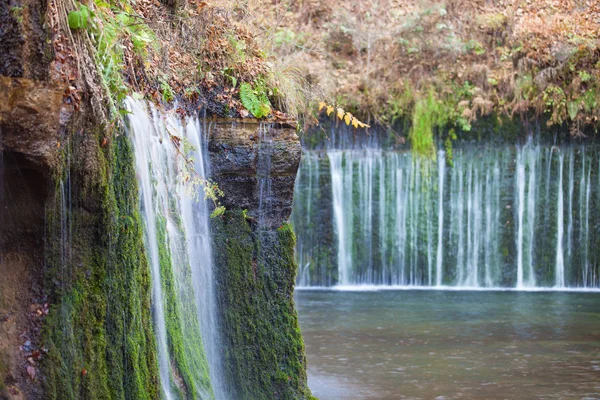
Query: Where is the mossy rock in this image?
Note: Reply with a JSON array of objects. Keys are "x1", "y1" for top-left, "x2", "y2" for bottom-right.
[{"x1": 212, "y1": 210, "x2": 315, "y2": 400}]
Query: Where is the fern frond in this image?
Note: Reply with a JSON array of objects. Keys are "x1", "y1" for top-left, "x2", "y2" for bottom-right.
[{"x1": 240, "y1": 82, "x2": 271, "y2": 118}]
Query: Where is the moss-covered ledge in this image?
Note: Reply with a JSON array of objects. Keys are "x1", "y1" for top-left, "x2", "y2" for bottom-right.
[
  {"x1": 42, "y1": 127, "x2": 159, "y2": 400},
  {"x1": 211, "y1": 211, "x2": 314, "y2": 400},
  {"x1": 208, "y1": 120, "x2": 314, "y2": 399}
]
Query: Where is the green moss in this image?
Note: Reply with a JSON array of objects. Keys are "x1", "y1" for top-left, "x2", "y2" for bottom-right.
[
  {"x1": 212, "y1": 211, "x2": 315, "y2": 400},
  {"x1": 410, "y1": 93, "x2": 438, "y2": 158},
  {"x1": 42, "y1": 133, "x2": 160, "y2": 400},
  {"x1": 155, "y1": 213, "x2": 213, "y2": 399},
  {"x1": 0, "y1": 350, "x2": 8, "y2": 392}
]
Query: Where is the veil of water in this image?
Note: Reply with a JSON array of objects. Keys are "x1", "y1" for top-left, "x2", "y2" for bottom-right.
[
  {"x1": 292, "y1": 137, "x2": 600, "y2": 289},
  {"x1": 126, "y1": 98, "x2": 227, "y2": 399}
]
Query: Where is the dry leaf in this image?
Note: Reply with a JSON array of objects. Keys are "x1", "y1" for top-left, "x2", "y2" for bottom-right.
[
  {"x1": 344, "y1": 113, "x2": 352, "y2": 125},
  {"x1": 26, "y1": 366, "x2": 36, "y2": 380}
]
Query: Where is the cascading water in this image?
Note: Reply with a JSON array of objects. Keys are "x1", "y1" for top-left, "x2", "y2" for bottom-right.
[
  {"x1": 292, "y1": 137, "x2": 600, "y2": 289},
  {"x1": 126, "y1": 98, "x2": 227, "y2": 399},
  {"x1": 556, "y1": 153, "x2": 565, "y2": 288}
]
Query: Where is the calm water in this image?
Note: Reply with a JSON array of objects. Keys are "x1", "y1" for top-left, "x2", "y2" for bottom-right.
[{"x1": 296, "y1": 290, "x2": 600, "y2": 399}]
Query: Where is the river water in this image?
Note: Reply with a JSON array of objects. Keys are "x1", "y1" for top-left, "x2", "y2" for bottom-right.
[{"x1": 296, "y1": 289, "x2": 600, "y2": 399}]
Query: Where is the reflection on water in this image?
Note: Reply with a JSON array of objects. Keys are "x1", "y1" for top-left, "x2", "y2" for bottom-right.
[{"x1": 296, "y1": 290, "x2": 600, "y2": 399}]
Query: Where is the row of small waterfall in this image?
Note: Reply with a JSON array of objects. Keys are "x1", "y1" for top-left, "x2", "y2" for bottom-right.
[
  {"x1": 292, "y1": 138, "x2": 600, "y2": 289},
  {"x1": 127, "y1": 99, "x2": 227, "y2": 399}
]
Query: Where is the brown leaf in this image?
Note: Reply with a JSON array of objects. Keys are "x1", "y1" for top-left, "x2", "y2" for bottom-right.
[{"x1": 26, "y1": 366, "x2": 36, "y2": 380}]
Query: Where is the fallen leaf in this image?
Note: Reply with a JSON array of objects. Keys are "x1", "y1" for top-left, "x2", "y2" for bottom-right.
[{"x1": 26, "y1": 366, "x2": 36, "y2": 380}]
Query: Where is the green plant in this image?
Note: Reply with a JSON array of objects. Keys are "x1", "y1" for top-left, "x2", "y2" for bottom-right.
[
  {"x1": 10, "y1": 6, "x2": 23, "y2": 25},
  {"x1": 228, "y1": 35, "x2": 247, "y2": 67},
  {"x1": 222, "y1": 67, "x2": 238, "y2": 88},
  {"x1": 159, "y1": 76, "x2": 174, "y2": 102},
  {"x1": 579, "y1": 71, "x2": 593, "y2": 83},
  {"x1": 466, "y1": 39, "x2": 485, "y2": 55},
  {"x1": 67, "y1": 3, "x2": 91, "y2": 30},
  {"x1": 444, "y1": 129, "x2": 457, "y2": 167},
  {"x1": 410, "y1": 91, "x2": 438, "y2": 158},
  {"x1": 68, "y1": 0, "x2": 155, "y2": 117},
  {"x1": 240, "y1": 81, "x2": 272, "y2": 118},
  {"x1": 542, "y1": 85, "x2": 567, "y2": 124}
]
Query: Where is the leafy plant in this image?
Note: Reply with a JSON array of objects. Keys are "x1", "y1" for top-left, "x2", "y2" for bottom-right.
[
  {"x1": 159, "y1": 76, "x2": 174, "y2": 102},
  {"x1": 240, "y1": 82, "x2": 271, "y2": 118},
  {"x1": 579, "y1": 71, "x2": 593, "y2": 83},
  {"x1": 318, "y1": 102, "x2": 370, "y2": 128},
  {"x1": 67, "y1": 0, "x2": 155, "y2": 117},
  {"x1": 10, "y1": 6, "x2": 23, "y2": 25},
  {"x1": 410, "y1": 92, "x2": 438, "y2": 158},
  {"x1": 68, "y1": 3, "x2": 91, "y2": 30},
  {"x1": 466, "y1": 39, "x2": 485, "y2": 55}
]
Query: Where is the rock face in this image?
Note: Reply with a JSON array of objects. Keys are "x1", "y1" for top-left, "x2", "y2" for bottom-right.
[
  {"x1": 0, "y1": 77, "x2": 65, "y2": 169},
  {"x1": 0, "y1": 0, "x2": 52, "y2": 80},
  {"x1": 208, "y1": 120, "x2": 302, "y2": 228},
  {"x1": 208, "y1": 120, "x2": 314, "y2": 399}
]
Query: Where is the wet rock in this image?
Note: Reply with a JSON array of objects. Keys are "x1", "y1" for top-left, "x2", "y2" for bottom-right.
[
  {"x1": 0, "y1": 0, "x2": 53, "y2": 80},
  {"x1": 207, "y1": 120, "x2": 301, "y2": 228}
]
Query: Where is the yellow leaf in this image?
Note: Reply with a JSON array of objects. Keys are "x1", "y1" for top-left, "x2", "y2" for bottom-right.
[
  {"x1": 326, "y1": 105, "x2": 334, "y2": 116},
  {"x1": 344, "y1": 113, "x2": 352, "y2": 125},
  {"x1": 352, "y1": 117, "x2": 359, "y2": 128},
  {"x1": 337, "y1": 108, "x2": 345, "y2": 120},
  {"x1": 318, "y1": 101, "x2": 326, "y2": 112}
]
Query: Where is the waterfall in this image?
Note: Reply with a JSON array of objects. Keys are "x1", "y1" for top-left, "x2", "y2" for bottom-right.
[
  {"x1": 515, "y1": 139, "x2": 537, "y2": 288},
  {"x1": 435, "y1": 150, "x2": 445, "y2": 286},
  {"x1": 329, "y1": 151, "x2": 352, "y2": 285},
  {"x1": 258, "y1": 124, "x2": 273, "y2": 226},
  {"x1": 127, "y1": 98, "x2": 226, "y2": 399},
  {"x1": 292, "y1": 142, "x2": 600, "y2": 289},
  {"x1": 556, "y1": 153, "x2": 565, "y2": 288},
  {"x1": 127, "y1": 99, "x2": 174, "y2": 400}
]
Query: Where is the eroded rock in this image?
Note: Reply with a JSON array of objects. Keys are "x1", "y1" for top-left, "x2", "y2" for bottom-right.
[
  {"x1": 0, "y1": 77, "x2": 65, "y2": 169},
  {"x1": 208, "y1": 120, "x2": 301, "y2": 227}
]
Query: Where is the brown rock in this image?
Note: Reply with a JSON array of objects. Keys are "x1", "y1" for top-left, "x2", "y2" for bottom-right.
[{"x1": 0, "y1": 76, "x2": 65, "y2": 169}]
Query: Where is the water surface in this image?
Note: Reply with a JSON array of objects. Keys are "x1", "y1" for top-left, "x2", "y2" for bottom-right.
[{"x1": 296, "y1": 290, "x2": 600, "y2": 399}]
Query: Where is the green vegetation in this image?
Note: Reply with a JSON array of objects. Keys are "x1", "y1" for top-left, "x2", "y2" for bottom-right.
[
  {"x1": 155, "y1": 213, "x2": 213, "y2": 399},
  {"x1": 43, "y1": 131, "x2": 159, "y2": 400},
  {"x1": 410, "y1": 93, "x2": 438, "y2": 158},
  {"x1": 0, "y1": 351, "x2": 7, "y2": 392},
  {"x1": 67, "y1": 0, "x2": 154, "y2": 116},
  {"x1": 212, "y1": 211, "x2": 315, "y2": 400},
  {"x1": 10, "y1": 5, "x2": 23, "y2": 25},
  {"x1": 240, "y1": 81, "x2": 272, "y2": 118}
]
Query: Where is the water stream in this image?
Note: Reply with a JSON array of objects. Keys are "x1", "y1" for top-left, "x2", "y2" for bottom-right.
[
  {"x1": 127, "y1": 98, "x2": 227, "y2": 399},
  {"x1": 293, "y1": 139, "x2": 600, "y2": 288}
]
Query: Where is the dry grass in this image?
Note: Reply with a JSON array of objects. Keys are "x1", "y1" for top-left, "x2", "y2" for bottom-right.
[{"x1": 244, "y1": 0, "x2": 600, "y2": 130}]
